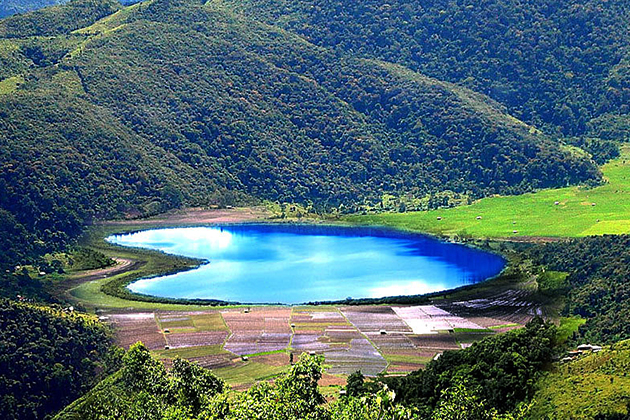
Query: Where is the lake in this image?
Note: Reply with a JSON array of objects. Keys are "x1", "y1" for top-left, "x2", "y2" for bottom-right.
[{"x1": 107, "y1": 224, "x2": 505, "y2": 304}]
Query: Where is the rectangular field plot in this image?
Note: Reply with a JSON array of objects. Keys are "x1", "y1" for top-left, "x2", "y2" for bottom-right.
[
  {"x1": 408, "y1": 333, "x2": 461, "y2": 350},
  {"x1": 166, "y1": 330, "x2": 228, "y2": 348},
  {"x1": 325, "y1": 338, "x2": 387, "y2": 376},
  {"x1": 109, "y1": 313, "x2": 165, "y2": 350},
  {"x1": 341, "y1": 306, "x2": 412, "y2": 333},
  {"x1": 222, "y1": 308, "x2": 291, "y2": 355},
  {"x1": 153, "y1": 311, "x2": 230, "y2": 350},
  {"x1": 291, "y1": 308, "x2": 348, "y2": 332},
  {"x1": 369, "y1": 332, "x2": 416, "y2": 353},
  {"x1": 392, "y1": 305, "x2": 485, "y2": 334},
  {"x1": 445, "y1": 289, "x2": 538, "y2": 326},
  {"x1": 212, "y1": 361, "x2": 290, "y2": 389}
]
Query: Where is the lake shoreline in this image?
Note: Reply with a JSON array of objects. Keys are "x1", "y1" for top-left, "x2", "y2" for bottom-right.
[{"x1": 64, "y1": 207, "x2": 532, "y2": 312}]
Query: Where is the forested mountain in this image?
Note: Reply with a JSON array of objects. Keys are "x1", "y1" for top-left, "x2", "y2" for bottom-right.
[
  {"x1": 227, "y1": 0, "x2": 630, "y2": 139},
  {"x1": 0, "y1": 0, "x2": 600, "y2": 265},
  {"x1": 0, "y1": 0, "x2": 139, "y2": 18},
  {"x1": 0, "y1": 0, "x2": 66, "y2": 19}
]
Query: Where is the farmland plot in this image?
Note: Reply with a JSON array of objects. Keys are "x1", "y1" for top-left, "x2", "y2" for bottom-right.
[
  {"x1": 154, "y1": 311, "x2": 230, "y2": 349},
  {"x1": 444, "y1": 288, "x2": 538, "y2": 326},
  {"x1": 109, "y1": 313, "x2": 165, "y2": 350},
  {"x1": 222, "y1": 308, "x2": 292, "y2": 355},
  {"x1": 325, "y1": 338, "x2": 387, "y2": 375},
  {"x1": 392, "y1": 305, "x2": 486, "y2": 334}
]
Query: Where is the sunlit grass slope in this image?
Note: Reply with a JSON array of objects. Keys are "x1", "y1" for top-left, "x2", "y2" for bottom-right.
[
  {"x1": 348, "y1": 145, "x2": 630, "y2": 238},
  {"x1": 530, "y1": 340, "x2": 630, "y2": 419}
]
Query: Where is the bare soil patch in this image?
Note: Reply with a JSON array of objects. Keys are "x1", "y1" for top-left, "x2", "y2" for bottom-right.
[
  {"x1": 103, "y1": 207, "x2": 271, "y2": 227},
  {"x1": 109, "y1": 313, "x2": 165, "y2": 350},
  {"x1": 222, "y1": 308, "x2": 292, "y2": 355}
]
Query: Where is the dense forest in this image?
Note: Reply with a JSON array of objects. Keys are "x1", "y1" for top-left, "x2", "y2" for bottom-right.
[
  {"x1": 0, "y1": 0, "x2": 602, "y2": 267},
  {"x1": 0, "y1": 300, "x2": 116, "y2": 419},
  {"x1": 528, "y1": 235, "x2": 630, "y2": 344},
  {"x1": 228, "y1": 0, "x2": 630, "y2": 139}
]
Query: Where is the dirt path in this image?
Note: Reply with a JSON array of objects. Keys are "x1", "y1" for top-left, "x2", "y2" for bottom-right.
[
  {"x1": 64, "y1": 258, "x2": 145, "y2": 290},
  {"x1": 101, "y1": 206, "x2": 273, "y2": 227}
]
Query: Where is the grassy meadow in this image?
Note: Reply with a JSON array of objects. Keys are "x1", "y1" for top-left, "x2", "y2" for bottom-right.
[
  {"x1": 530, "y1": 340, "x2": 630, "y2": 419},
  {"x1": 347, "y1": 145, "x2": 630, "y2": 238}
]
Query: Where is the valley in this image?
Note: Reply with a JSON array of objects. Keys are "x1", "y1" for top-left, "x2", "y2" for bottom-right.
[{"x1": 1, "y1": 0, "x2": 630, "y2": 418}]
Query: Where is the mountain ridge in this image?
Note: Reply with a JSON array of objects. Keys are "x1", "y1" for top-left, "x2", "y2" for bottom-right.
[{"x1": 0, "y1": 0, "x2": 601, "y2": 263}]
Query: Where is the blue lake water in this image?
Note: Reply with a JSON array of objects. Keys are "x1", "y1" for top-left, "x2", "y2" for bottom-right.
[{"x1": 107, "y1": 224, "x2": 505, "y2": 304}]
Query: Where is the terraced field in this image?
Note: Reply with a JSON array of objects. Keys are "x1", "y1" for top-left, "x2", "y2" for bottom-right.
[{"x1": 104, "y1": 291, "x2": 541, "y2": 386}]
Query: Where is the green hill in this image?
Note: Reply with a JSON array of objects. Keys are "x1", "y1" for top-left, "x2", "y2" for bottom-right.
[
  {"x1": 0, "y1": 0, "x2": 67, "y2": 19},
  {"x1": 0, "y1": 0, "x2": 599, "y2": 264},
  {"x1": 225, "y1": 0, "x2": 630, "y2": 139},
  {"x1": 530, "y1": 340, "x2": 630, "y2": 419}
]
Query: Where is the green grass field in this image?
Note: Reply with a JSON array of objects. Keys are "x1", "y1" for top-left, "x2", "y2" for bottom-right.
[
  {"x1": 212, "y1": 362, "x2": 290, "y2": 387},
  {"x1": 347, "y1": 145, "x2": 630, "y2": 238},
  {"x1": 154, "y1": 344, "x2": 227, "y2": 359}
]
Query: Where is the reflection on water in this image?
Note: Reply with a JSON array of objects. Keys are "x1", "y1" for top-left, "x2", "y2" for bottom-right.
[{"x1": 107, "y1": 224, "x2": 505, "y2": 304}]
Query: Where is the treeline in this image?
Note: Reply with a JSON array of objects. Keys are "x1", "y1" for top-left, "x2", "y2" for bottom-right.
[
  {"x1": 56, "y1": 322, "x2": 557, "y2": 420},
  {"x1": 0, "y1": 299, "x2": 116, "y2": 420},
  {"x1": 229, "y1": 0, "x2": 630, "y2": 140},
  {"x1": 528, "y1": 235, "x2": 630, "y2": 344}
]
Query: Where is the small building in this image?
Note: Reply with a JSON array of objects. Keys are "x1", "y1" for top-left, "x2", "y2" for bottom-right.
[
  {"x1": 309, "y1": 351, "x2": 316, "y2": 356},
  {"x1": 437, "y1": 216, "x2": 442, "y2": 220},
  {"x1": 577, "y1": 344, "x2": 593, "y2": 351},
  {"x1": 290, "y1": 323, "x2": 296, "y2": 328},
  {"x1": 242, "y1": 356, "x2": 248, "y2": 361},
  {"x1": 164, "y1": 345, "x2": 170, "y2": 350},
  {"x1": 476, "y1": 216, "x2": 482, "y2": 220},
  {"x1": 380, "y1": 329, "x2": 387, "y2": 335},
  {"x1": 164, "y1": 329, "x2": 170, "y2": 334}
]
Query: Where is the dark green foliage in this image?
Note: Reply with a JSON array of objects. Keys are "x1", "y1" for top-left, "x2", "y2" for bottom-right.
[
  {"x1": 229, "y1": 0, "x2": 630, "y2": 139},
  {"x1": 0, "y1": 299, "x2": 113, "y2": 419},
  {"x1": 56, "y1": 342, "x2": 225, "y2": 420},
  {"x1": 0, "y1": 0, "x2": 120, "y2": 37},
  {"x1": 386, "y1": 318, "x2": 556, "y2": 416},
  {"x1": 345, "y1": 371, "x2": 366, "y2": 397},
  {"x1": 567, "y1": 137, "x2": 621, "y2": 165},
  {"x1": 528, "y1": 235, "x2": 630, "y2": 344},
  {"x1": 0, "y1": 91, "x2": 233, "y2": 261},
  {"x1": 68, "y1": 247, "x2": 114, "y2": 271},
  {"x1": 0, "y1": 270, "x2": 52, "y2": 301}
]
